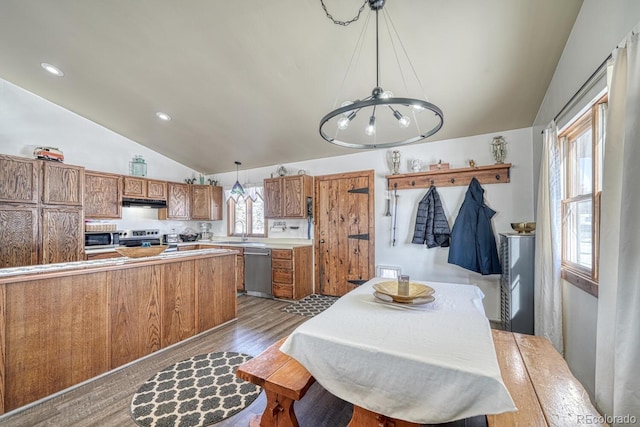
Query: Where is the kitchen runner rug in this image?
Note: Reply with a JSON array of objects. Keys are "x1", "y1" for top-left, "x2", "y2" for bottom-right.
[
  {"x1": 280, "y1": 294, "x2": 339, "y2": 317},
  {"x1": 130, "y1": 352, "x2": 261, "y2": 427}
]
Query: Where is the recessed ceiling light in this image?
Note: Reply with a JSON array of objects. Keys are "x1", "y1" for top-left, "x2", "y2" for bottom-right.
[
  {"x1": 156, "y1": 112, "x2": 171, "y2": 121},
  {"x1": 41, "y1": 63, "x2": 64, "y2": 77}
]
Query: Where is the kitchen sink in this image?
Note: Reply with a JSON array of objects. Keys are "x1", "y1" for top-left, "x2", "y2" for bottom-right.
[{"x1": 212, "y1": 241, "x2": 267, "y2": 246}]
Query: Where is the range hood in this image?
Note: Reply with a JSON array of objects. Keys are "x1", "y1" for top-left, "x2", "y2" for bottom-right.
[{"x1": 122, "y1": 197, "x2": 167, "y2": 208}]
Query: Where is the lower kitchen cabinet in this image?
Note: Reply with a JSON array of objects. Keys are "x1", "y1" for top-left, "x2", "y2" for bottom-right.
[
  {"x1": 41, "y1": 207, "x2": 84, "y2": 264},
  {"x1": 208, "y1": 245, "x2": 244, "y2": 291},
  {"x1": 272, "y1": 246, "x2": 312, "y2": 300},
  {"x1": 0, "y1": 251, "x2": 236, "y2": 413},
  {"x1": 0, "y1": 204, "x2": 38, "y2": 268}
]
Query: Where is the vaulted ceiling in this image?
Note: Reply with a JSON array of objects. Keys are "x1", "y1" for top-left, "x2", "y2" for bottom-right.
[{"x1": 0, "y1": 0, "x2": 582, "y2": 174}]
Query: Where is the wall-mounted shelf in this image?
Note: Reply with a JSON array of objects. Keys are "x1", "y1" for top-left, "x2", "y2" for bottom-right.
[{"x1": 386, "y1": 163, "x2": 511, "y2": 190}]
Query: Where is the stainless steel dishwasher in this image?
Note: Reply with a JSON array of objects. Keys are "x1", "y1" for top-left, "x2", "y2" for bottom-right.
[{"x1": 244, "y1": 247, "x2": 273, "y2": 298}]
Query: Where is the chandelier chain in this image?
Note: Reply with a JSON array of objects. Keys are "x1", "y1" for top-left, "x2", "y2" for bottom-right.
[{"x1": 320, "y1": 0, "x2": 368, "y2": 26}]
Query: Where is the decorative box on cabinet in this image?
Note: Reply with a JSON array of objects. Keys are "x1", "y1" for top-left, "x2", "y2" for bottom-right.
[
  {"x1": 264, "y1": 175, "x2": 313, "y2": 219},
  {"x1": 499, "y1": 233, "x2": 535, "y2": 334}
]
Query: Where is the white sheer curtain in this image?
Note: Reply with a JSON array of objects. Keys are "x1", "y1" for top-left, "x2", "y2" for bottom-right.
[
  {"x1": 595, "y1": 31, "x2": 640, "y2": 422},
  {"x1": 534, "y1": 122, "x2": 563, "y2": 352}
]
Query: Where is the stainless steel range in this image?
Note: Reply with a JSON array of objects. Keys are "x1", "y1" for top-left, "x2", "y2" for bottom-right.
[{"x1": 118, "y1": 229, "x2": 162, "y2": 247}]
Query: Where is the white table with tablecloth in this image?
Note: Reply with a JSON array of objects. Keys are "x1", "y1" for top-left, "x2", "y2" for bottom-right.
[{"x1": 279, "y1": 277, "x2": 516, "y2": 424}]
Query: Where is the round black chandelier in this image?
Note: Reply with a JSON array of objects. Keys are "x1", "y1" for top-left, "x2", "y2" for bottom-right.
[{"x1": 319, "y1": 0, "x2": 444, "y2": 149}]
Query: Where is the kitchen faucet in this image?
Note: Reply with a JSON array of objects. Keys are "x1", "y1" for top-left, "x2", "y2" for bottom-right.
[{"x1": 235, "y1": 220, "x2": 248, "y2": 241}]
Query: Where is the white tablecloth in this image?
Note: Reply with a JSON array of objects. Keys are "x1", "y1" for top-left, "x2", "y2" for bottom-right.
[{"x1": 280, "y1": 278, "x2": 516, "y2": 424}]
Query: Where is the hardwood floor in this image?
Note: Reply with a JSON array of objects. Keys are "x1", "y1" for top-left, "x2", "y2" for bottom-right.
[
  {"x1": 0, "y1": 294, "x2": 487, "y2": 427},
  {"x1": 0, "y1": 295, "x2": 353, "y2": 427}
]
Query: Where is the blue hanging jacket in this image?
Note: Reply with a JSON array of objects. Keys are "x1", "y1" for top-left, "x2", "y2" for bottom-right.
[{"x1": 448, "y1": 177, "x2": 501, "y2": 275}]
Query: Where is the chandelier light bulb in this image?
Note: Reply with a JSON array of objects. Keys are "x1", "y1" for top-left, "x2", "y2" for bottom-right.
[
  {"x1": 365, "y1": 116, "x2": 376, "y2": 136},
  {"x1": 337, "y1": 111, "x2": 357, "y2": 130},
  {"x1": 381, "y1": 91, "x2": 393, "y2": 99},
  {"x1": 399, "y1": 115, "x2": 411, "y2": 128}
]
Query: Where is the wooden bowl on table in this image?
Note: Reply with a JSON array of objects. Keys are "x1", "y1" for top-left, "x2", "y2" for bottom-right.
[
  {"x1": 510, "y1": 222, "x2": 536, "y2": 234},
  {"x1": 114, "y1": 245, "x2": 168, "y2": 258}
]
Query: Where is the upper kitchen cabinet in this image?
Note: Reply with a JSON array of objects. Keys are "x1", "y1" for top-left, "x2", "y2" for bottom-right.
[
  {"x1": 264, "y1": 175, "x2": 313, "y2": 219},
  {"x1": 84, "y1": 171, "x2": 122, "y2": 219},
  {"x1": 160, "y1": 182, "x2": 191, "y2": 220},
  {"x1": 0, "y1": 155, "x2": 39, "y2": 203},
  {"x1": 190, "y1": 185, "x2": 223, "y2": 221},
  {"x1": 42, "y1": 162, "x2": 84, "y2": 206},
  {"x1": 123, "y1": 176, "x2": 167, "y2": 200}
]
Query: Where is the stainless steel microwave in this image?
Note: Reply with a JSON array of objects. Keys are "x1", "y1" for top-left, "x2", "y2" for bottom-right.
[{"x1": 84, "y1": 231, "x2": 120, "y2": 248}]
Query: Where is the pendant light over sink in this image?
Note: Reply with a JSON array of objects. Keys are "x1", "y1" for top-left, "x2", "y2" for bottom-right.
[
  {"x1": 318, "y1": 0, "x2": 444, "y2": 149},
  {"x1": 231, "y1": 161, "x2": 245, "y2": 197}
]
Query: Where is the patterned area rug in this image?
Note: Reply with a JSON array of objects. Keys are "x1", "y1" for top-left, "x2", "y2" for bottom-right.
[
  {"x1": 280, "y1": 294, "x2": 339, "y2": 317},
  {"x1": 130, "y1": 352, "x2": 261, "y2": 427}
]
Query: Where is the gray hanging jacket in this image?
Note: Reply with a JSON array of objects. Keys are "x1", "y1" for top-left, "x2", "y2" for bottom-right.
[{"x1": 412, "y1": 186, "x2": 451, "y2": 248}]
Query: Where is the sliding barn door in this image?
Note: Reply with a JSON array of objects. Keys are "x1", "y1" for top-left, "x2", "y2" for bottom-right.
[{"x1": 315, "y1": 170, "x2": 375, "y2": 296}]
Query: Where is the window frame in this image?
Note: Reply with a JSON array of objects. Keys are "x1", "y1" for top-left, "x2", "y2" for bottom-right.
[
  {"x1": 227, "y1": 194, "x2": 267, "y2": 238},
  {"x1": 558, "y1": 94, "x2": 607, "y2": 297}
]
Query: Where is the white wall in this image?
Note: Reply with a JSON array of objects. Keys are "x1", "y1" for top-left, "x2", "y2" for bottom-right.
[
  {"x1": 214, "y1": 128, "x2": 535, "y2": 321},
  {"x1": 532, "y1": 0, "x2": 640, "y2": 398},
  {"x1": 0, "y1": 78, "x2": 204, "y2": 234},
  {"x1": 1, "y1": 77, "x2": 535, "y2": 321}
]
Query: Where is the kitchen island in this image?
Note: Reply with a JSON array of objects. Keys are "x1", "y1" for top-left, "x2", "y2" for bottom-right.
[{"x1": 0, "y1": 248, "x2": 237, "y2": 414}]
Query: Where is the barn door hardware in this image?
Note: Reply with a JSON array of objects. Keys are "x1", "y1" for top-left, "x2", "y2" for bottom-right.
[
  {"x1": 348, "y1": 187, "x2": 369, "y2": 194},
  {"x1": 348, "y1": 233, "x2": 370, "y2": 240}
]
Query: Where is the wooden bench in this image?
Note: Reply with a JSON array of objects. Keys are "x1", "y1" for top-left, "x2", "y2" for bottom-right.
[
  {"x1": 237, "y1": 331, "x2": 605, "y2": 427},
  {"x1": 488, "y1": 329, "x2": 606, "y2": 427},
  {"x1": 236, "y1": 337, "x2": 316, "y2": 427}
]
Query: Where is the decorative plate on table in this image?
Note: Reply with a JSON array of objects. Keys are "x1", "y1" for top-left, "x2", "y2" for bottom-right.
[
  {"x1": 373, "y1": 281, "x2": 434, "y2": 303},
  {"x1": 373, "y1": 291, "x2": 435, "y2": 306}
]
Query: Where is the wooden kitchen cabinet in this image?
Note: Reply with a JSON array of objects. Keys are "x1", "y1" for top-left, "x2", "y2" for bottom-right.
[
  {"x1": 0, "y1": 251, "x2": 236, "y2": 413},
  {"x1": 110, "y1": 265, "x2": 162, "y2": 367},
  {"x1": 196, "y1": 255, "x2": 237, "y2": 332},
  {"x1": 0, "y1": 205, "x2": 38, "y2": 268},
  {"x1": 123, "y1": 176, "x2": 167, "y2": 200},
  {"x1": 191, "y1": 184, "x2": 212, "y2": 220},
  {"x1": 84, "y1": 171, "x2": 122, "y2": 219},
  {"x1": 0, "y1": 155, "x2": 39, "y2": 204},
  {"x1": 188, "y1": 185, "x2": 223, "y2": 221},
  {"x1": 264, "y1": 175, "x2": 313, "y2": 219},
  {"x1": 272, "y1": 246, "x2": 312, "y2": 300},
  {"x1": 42, "y1": 161, "x2": 84, "y2": 206},
  {"x1": 211, "y1": 185, "x2": 223, "y2": 220},
  {"x1": 0, "y1": 156, "x2": 85, "y2": 268},
  {"x1": 208, "y1": 245, "x2": 244, "y2": 291},
  {"x1": 41, "y1": 207, "x2": 85, "y2": 264},
  {"x1": 159, "y1": 182, "x2": 191, "y2": 220}
]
